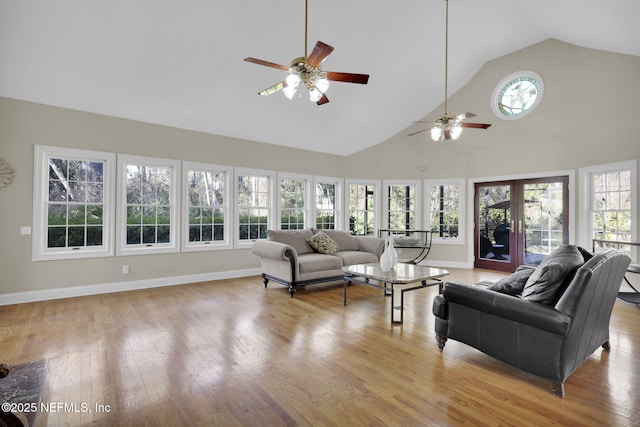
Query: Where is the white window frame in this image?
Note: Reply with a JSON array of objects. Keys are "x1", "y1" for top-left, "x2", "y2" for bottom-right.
[
  {"x1": 313, "y1": 176, "x2": 343, "y2": 230},
  {"x1": 181, "y1": 161, "x2": 233, "y2": 252},
  {"x1": 383, "y1": 180, "x2": 421, "y2": 231},
  {"x1": 33, "y1": 145, "x2": 116, "y2": 261},
  {"x1": 424, "y1": 178, "x2": 465, "y2": 244},
  {"x1": 345, "y1": 179, "x2": 380, "y2": 236},
  {"x1": 234, "y1": 167, "x2": 276, "y2": 248},
  {"x1": 579, "y1": 159, "x2": 637, "y2": 260},
  {"x1": 278, "y1": 172, "x2": 312, "y2": 230},
  {"x1": 116, "y1": 154, "x2": 181, "y2": 256}
]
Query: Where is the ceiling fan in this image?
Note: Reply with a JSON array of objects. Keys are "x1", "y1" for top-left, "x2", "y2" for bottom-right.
[
  {"x1": 244, "y1": 0, "x2": 369, "y2": 106},
  {"x1": 409, "y1": 0, "x2": 491, "y2": 141}
]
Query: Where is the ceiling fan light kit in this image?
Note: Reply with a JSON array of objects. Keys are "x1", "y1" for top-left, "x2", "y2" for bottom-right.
[{"x1": 244, "y1": 0, "x2": 369, "y2": 106}]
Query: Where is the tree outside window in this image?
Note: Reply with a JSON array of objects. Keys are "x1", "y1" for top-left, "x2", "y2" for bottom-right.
[
  {"x1": 387, "y1": 184, "x2": 415, "y2": 231},
  {"x1": 428, "y1": 184, "x2": 460, "y2": 238},
  {"x1": 280, "y1": 178, "x2": 306, "y2": 230},
  {"x1": 315, "y1": 182, "x2": 337, "y2": 229},
  {"x1": 237, "y1": 174, "x2": 270, "y2": 240},
  {"x1": 187, "y1": 169, "x2": 226, "y2": 243},
  {"x1": 348, "y1": 183, "x2": 375, "y2": 235}
]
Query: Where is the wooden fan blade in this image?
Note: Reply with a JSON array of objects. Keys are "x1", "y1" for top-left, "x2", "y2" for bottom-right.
[
  {"x1": 407, "y1": 128, "x2": 430, "y2": 136},
  {"x1": 444, "y1": 130, "x2": 452, "y2": 140},
  {"x1": 461, "y1": 122, "x2": 492, "y2": 129},
  {"x1": 258, "y1": 81, "x2": 287, "y2": 96},
  {"x1": 457, "y1": 112, "x2": 477, "y2": 120},
  {"x1": 325, "y1": 71, "x2": 369, "y2": 85},
  {"x1": 306, "y1": 41, "x2": 334, "y2": 67},
  {"x1": 316, "y1": 94, "x2": 330, "y2": 106},
  {"x1": 244, "y1": 57, "x2": 289, "y2": 71}
]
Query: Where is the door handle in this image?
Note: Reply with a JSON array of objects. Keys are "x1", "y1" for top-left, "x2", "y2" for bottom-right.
[
  {"x1": 510, "y1": 220, "x2": 515, "y2": 233},
  {"x1": 518, "y1": 220, "x2": 523, "y2": 234}
]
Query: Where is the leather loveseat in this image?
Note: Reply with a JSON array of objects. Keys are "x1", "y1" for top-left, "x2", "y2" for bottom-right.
[
  {"x1": 432, "y1": 245, "x2": 631, "y2": 397},
  {"x1": 252, "y1": 228, "x2": 384, "y2": 297}
]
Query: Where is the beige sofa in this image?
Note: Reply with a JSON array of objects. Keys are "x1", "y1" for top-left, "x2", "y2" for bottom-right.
[{"x1": 252, "y1": 228, "x2": 384, "y2": 297}]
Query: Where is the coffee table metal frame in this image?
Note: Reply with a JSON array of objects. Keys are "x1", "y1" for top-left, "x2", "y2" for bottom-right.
[{"x1": 343, "y1": 262, "x2": 449, "y2": 324}]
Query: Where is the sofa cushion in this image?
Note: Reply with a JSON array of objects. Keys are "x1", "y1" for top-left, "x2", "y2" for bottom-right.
[
  {"x1": 334, "y1": 250, "x2": 378, "y2": 266},
  {"x1": 267, "y1": 229, "x2": 314, "y2": 255},
  {"x1": 297, "y1": 253, "x2": 343, "y2": 274},
  {"x1": 312, "y1": 229, "x2": 359, "y2": 251},
  {"x1": 521, "y1": 245, "x2": 585, "y2": 304},
  {"x1": 306, "y1": 231, "x2": 340, "y2": 255},
  {"x1": 487, "y1": 268, "x2": 533, "y2": 296}
]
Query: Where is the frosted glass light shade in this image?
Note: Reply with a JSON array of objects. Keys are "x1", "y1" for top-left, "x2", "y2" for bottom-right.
[
  {"x1": 430, "y1": 127, "x2": 442, "y2": 141},
  {"x1": 286, "y1": 73, "x2": 301, "y2": 88},
  {"x1": 283, "y1": 85, "x2": 297, "y2": 100},
  {"x1": 450, "y1": 125, "x2": 462, "y2": 139},
  {"x1": 309, "y1": 88, "x2": 322, "y2": 102},
  {"x1": 315, "y1": 78, "x2": 330, "y2": 93}
]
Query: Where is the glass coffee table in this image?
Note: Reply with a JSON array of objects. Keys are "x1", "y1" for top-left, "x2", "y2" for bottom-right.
[{"x1": 343, "y1": 262, "x2": 449, "y2": 324}]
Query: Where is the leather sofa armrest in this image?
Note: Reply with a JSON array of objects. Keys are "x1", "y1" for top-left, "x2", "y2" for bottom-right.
[
  {"x1": 252, "y1": 240, "x2": 298, "y2": 262},
  {"x1": 442, "y1": 282, "x2": 571, "y2": 336},
  {"x1": 354, "y1": 236, "x2": 385, "y2": 257}
]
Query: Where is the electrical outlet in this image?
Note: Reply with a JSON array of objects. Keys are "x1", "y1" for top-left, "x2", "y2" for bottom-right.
[{"x1": 122, "y1": 265, "x2": 129, "y2": 274}]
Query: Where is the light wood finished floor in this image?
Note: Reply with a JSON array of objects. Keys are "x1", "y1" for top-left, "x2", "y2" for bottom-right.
[{"x1": 1, "y1": 268, "x2": 639, "y2": 426}]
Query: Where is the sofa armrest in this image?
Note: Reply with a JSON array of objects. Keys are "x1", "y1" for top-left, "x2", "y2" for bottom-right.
[
  {"x1": 355, "y1": 236, "x2": 384, "y2": 257},
  {"x1": 252, "y1": 240, "x2": 298, "y2": 262},
  {"x1": 442, "y1": 282, "x2": 571, "y2": 336}
]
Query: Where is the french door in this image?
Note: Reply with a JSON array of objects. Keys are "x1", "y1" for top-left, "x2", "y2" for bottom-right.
[{"x1": 474, "y1": 176, "x2": 569, "y2": 272}]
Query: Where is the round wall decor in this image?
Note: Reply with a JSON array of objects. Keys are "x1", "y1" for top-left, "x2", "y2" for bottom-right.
[{"x1": 491, "y1": 70, "x2": 544, "y2": 120}]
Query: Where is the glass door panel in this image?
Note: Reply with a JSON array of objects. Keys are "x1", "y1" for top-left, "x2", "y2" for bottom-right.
[
  {"x1": 475, "y1": 183, "x2": 516, "y2": 272},
  {"x1": 475, "y1": 176, "x2": 569, "y2": 273},
  {"x1": 522, "y1": 178, "x2": 569, "y2": 265}
]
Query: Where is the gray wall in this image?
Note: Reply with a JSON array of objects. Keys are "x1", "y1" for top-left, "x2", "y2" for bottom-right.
[
  {"x1": 1, "y1": 39, "x2": 639, "y2": 298},
  {"x1": 0, "y1": 97, "x2": 346, "y2": 296}
]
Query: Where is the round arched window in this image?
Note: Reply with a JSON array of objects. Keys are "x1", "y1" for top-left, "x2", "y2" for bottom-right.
[{"x1": 491, "y1": 71, "x2": 544, "y2": 120}]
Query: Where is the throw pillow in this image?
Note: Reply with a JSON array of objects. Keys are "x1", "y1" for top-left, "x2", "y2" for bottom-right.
[
  {"x1": 521, "y1": 245, "x2": 585, "y2": 305},
  {"x1": 312, "y1": 228, "x2": 359, "y2": 251},
  {"x1": 306, "y1": 231, "x2": 339, "y2": 255},
  {"x1": 487, "y1": 268, "x2": 534, "y2": 296}
]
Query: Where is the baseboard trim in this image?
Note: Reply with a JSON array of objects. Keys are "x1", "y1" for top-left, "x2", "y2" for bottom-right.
[{"x1": 0, "y1": 268, "x2": 262, "y2": 306}]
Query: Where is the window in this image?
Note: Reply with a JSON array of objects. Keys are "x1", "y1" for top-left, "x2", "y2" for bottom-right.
[
  {"x1": 384, "y1": 180, "x2": 420, "y2": 231},
  {"x1": 314, "y1": 177, "x2": 342, "y2": 230},
  {"x1": 425, "y1": 178, "x2": 464, "y2": 243},
  {"x1": 33, "y1": 145, "x2": 115, "y2": 261},
  {"x1": 491, "y1": 70, "x2": 544, "y2": 120},
  {"x1": 117, "y1": 155, "x2": 180, "y2": 255},
  {"x1": 236, "y1": 168, "x2": 275, "y2": 246},
  {"x1": 182, "y1": 162, "x2": 232, "y2": 251},
  {"x1": 580, "y1": 160, "x2": 637, "y2": 259},
  {"x1": 279, "y1": 174, "x2": 310, "y2": 230},
  {"x1": 347, "y1": 180, "x2": 379, "y2": 236}
]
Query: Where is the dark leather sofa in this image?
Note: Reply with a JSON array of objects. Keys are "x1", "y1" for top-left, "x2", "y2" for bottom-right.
[{"x1": 432, "y1": 246, "x2": 631, "y2": 397}]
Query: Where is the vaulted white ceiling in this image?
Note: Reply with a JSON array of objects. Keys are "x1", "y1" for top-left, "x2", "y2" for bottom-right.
[{"x1": 2, "y1": 0, "x2": 639, "y2": 156}]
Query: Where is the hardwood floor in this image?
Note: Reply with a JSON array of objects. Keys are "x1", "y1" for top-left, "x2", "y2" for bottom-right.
[{"x1": 1, "y1": 268, "x2": 639, "y2": 426}]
